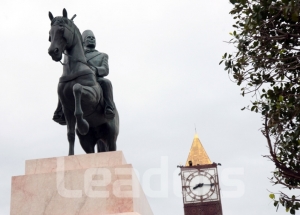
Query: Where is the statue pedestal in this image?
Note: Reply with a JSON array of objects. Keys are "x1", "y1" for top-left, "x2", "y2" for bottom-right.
[{"x1": 10, "y1": 151, "x2": 153, "y2": 215}]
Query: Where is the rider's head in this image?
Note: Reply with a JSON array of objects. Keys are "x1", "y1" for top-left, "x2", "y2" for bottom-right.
[{"x1": 82, "y1": 30, "x2": 96, "y2": 49}]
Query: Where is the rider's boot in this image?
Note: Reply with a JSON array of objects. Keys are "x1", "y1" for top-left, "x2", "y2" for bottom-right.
[{"x1": 97, "y1": 78, "x2": 115, "y2": 120}]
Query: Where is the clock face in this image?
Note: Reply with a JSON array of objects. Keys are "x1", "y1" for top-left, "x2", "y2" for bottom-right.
[{"x1": 181, "y1": 167, "x2": 220, "y2": 204}]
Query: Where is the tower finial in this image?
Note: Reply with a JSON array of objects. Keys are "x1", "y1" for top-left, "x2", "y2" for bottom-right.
[{"x1": 194, "y1": 124, "x2": 198, "y2": 139}]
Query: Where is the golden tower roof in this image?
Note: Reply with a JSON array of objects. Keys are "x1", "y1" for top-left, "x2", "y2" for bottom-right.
[{"x1": 185, "y1": 133, "x2": 212, "y2": 166}]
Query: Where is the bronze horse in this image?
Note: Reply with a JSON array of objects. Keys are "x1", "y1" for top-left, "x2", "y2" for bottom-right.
[{"x1": 48, "y1": 9, "x2": 119, "y2": 155}]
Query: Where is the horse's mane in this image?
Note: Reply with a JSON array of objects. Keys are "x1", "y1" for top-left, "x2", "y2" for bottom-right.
[{"x1": 51, "y1": 16, "x2": 83, "y2": 45}]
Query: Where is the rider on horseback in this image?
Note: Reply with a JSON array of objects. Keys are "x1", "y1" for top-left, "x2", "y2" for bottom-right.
[
  {"x1": 82, "y1": 30, "x2": 115, "y2": 119},
  {"x1": 53, "y1": 30, "x2": 115, "y2": 124}
]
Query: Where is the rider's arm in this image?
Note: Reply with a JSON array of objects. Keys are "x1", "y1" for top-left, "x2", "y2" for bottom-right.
[{"x1": 95, "y1": 54, "x2": 109, "y2": 77}]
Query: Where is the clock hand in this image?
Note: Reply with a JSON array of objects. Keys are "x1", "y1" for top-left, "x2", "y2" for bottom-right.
[
  {"x1": 192, "y1": 183, "x2": 215, "y2": 189},
  {"x1": 193, "y1": 183, "x2": 203, "y2": 190},
  {"x1": 202, "y1": 183, "x2": 215, "y2": 187}
]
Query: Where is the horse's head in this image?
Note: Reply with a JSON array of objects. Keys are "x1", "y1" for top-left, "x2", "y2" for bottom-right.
[{"x1": 48, "y1": 9, "x2": 76, "y2": 62}]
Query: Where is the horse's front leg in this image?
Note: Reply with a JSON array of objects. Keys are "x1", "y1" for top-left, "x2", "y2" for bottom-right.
[
  {"x1": 73, "y1": 83, "x2": 89, "y2": 135},
  {"x1": 62, "y1": 107, "x2": 76, "y2": 156}
]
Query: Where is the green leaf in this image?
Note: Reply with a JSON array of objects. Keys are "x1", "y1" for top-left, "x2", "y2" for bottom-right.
[
  {"x1": 245, "y1": 18, "x2": 250, "y2": 24},
  {"x1": 219, "y1": 60, "x2": 224, "y2": 65},
  {"x1": 269, "y1": 194, "x2": 275, "y2": 199},
  {"x1": 292, "y1": 10, "x2": 298, "y2": 22},
  {"x1": 279, "y1": 95, "x2": 283, "y2": 102}
]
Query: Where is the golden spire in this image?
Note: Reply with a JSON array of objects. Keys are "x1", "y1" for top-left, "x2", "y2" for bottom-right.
[{"x1": 185, "y1": 133, "x2": 212, "y2": 166}]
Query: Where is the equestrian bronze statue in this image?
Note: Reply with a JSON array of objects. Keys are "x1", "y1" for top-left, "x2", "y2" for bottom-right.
[{"x1": 48, "y1": 9, "x2": 119, "y2": 155}]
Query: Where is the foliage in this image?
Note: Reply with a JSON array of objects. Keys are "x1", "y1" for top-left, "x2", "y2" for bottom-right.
[{"x1": 222, "y1": 0, "x2": 300, "y2": 213}]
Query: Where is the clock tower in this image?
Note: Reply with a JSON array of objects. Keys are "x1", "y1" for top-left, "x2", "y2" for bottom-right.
[{"x1": 179, "y1": 134, "x2": 223, "y2": 215}]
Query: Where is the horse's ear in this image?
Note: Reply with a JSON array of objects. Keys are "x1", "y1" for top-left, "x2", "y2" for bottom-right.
[
  {"x1": 49, "y1": 11, "x2": 54, "y2": 21},
  {"x1": 63, "y1": 8, "x2": 68, "y2": 18}
]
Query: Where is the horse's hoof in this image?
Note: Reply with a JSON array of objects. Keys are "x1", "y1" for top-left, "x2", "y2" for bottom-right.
[{"x1": 76, "y1": 119, "x2": 89, "y2": 135}]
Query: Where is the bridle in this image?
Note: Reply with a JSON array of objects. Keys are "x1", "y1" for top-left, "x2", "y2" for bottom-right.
[
  {"x1": 59, "y1": 51, "x2": 97, "y2": 73},
  {"x1": 51, "y1": 20, "x2": 97, "y2": 72}
]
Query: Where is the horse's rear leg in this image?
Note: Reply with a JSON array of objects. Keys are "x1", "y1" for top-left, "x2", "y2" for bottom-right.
[
  {"x1": 76, "y1": 129, "x2": 96, "y2": 153},
  {"x1": 97, "y1": 139, "x2": 109, "y2": 152},
  {"x1": 105, "y1": 127, "x2": 117, "y2": 151},
  {"x1": 73, "y1": 83, "x2": 89, "y2": 135},
  {"x1": 62, "y1": 107, "x2": 76, "y2": 156}
]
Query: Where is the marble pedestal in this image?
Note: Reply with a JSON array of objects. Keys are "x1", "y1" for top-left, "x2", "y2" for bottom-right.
[{"x1": 10, "y1": 151, "x2": 153, "y2": 215}]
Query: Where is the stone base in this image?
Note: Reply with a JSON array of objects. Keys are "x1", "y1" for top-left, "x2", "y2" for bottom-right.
[{"x1": 10, "y1": 151, "x2": 153, "y2": 215}]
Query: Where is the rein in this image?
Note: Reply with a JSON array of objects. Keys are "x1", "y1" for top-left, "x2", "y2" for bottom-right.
[
  {"x1": 60, "y1": 51, "x2": 97, "y2": 71},
  {"x1": 58, "y1": 52, "x2": 97, "y2": 83}
]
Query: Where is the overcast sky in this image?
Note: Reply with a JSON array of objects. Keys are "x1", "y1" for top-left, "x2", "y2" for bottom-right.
[{"x1": 0, "y1": 0, "x2": 296, "y2": 214}]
